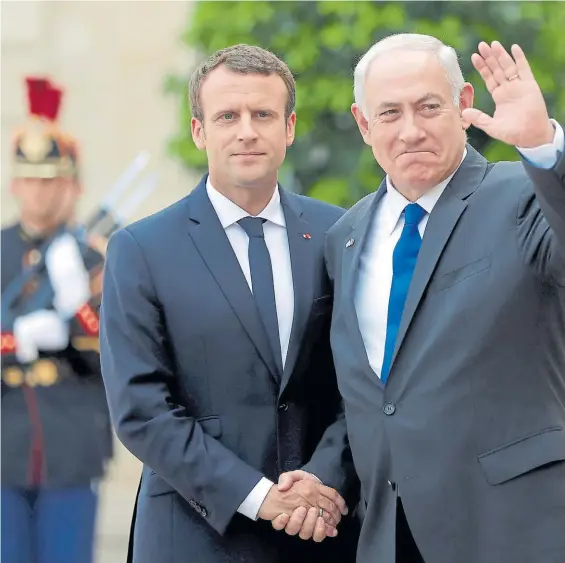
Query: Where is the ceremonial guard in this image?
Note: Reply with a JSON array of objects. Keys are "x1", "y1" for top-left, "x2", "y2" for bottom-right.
[{"x1": 1, "y1": 77, "x2": 113, "y2": 563}]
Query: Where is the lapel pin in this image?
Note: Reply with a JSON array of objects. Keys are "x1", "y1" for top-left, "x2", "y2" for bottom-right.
[
  {"x1": 302, "y1": 233, "x2": 311, "y2": 239},
  {"x1": 346, "y1": 238, "x2": 355, "y2": 248}
]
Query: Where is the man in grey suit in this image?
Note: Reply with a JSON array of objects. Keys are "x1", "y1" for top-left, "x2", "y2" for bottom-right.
[
  {"x1": 99, "y1": 45, "x2": 359, "y2": 563},
  {"x1": 277, "y1": 33, "x2": 565, "y2": 562}
]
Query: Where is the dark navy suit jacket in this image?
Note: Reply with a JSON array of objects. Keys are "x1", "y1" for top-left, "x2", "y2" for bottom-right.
[{"x1": 99, "y1": 176, "x2": 359, "y2": 563}]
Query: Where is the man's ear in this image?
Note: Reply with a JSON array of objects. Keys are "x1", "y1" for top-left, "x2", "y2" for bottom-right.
[
  {"x1": 459, "y1": 83, "x2": 475, "y2": 131},
  {"x1": 351, "y1": 103, "x2": 372, "y2": 146},
  {"x1": 286, "y1": 112, "x2": 296, "y2": 147},
  {"x1": 191, "y1": 117, "x2": 206, "y2": 150}
]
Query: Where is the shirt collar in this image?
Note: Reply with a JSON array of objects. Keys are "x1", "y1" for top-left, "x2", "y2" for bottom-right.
[
  {"x1": 383, "y1": 147, "x2": 467, "y2": 235},
  {"x1": 206, "y1": 179, "x2": 286, "y2": 229}
]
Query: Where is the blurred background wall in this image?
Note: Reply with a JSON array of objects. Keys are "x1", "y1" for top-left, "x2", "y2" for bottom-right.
[{"x1": 1, "y1": 0, "x2": 197, "y2": 226}]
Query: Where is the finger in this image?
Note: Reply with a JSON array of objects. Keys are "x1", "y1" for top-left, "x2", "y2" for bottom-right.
[
  {"x1": 471, "y1": 53, "x2": 498, "y2": 95},
  {"x1": 271, "y1": 513, "x2": 290, "y2": 531},
  {"x1": 298, "y1": 507, "x2": 319, "y2": 540},
  {"x1": 511, "y1": 44, "x2": 535, "y2": 81},
  {"x1": 316, "y1": 498, "x2": 340, "y2": 527},
  {"x1": 319, "y1": 485, "x2": 348, "y2": 515},
  {"x1": 277, "y1": 470, "x2": 309, "y2": 492},
  {"x1": 312, "y1": 518, "x2": 337, "y2": 543},
  {"x1": 277, "y1": 473, "x2": 294, "y2": 492},
  {"x1": 491, "y1": 41, "x2": 519, "y2": 80},
  {"x1": 477, "y1": 42, "x2": 506, "y2": 86},
  {"x1": 477, "y1": 41, "x2": 496, "y2": 77},
  {"x1": 325, "y1": 521, "x2": 338, "y2": 538},
  {"x1": 284, "y1": 506, "x2": 308, "y2": 536},
  {"x1": 461, "y1": 108, "x2": 494, "y2": 134}
]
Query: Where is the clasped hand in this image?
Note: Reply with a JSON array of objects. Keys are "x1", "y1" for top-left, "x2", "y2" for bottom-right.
[{"x1": 257, "y1": 470, "x2": 348, "y2": 543}]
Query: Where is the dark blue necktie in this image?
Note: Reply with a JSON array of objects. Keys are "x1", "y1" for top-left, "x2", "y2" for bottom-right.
[
  {"x1": 238, "y1": 217, "x2": 283, "y2": 375},
  {"x1": 381, "y1": 203, "x2": 426, "y2": 383}
]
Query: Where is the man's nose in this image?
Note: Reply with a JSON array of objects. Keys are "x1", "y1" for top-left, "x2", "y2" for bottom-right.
[
  {"x1": 237, "y1": 116, "x2": 258, "y2": 142},
  {"x1": 398, "y1": 115, "x2": 426, "y2": 144}
]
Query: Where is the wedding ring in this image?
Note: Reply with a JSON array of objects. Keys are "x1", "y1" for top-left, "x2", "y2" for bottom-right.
[
  {"x1": 319, "y1": 508, "x2": 324, "y2": 518},
  {"x1": 507, "y1": 74, "x2": 519, "y2": 81}
]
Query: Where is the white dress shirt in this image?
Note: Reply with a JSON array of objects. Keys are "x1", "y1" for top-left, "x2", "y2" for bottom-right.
[
  {"x1": 206, "y1": 180, "x2": 294, "y2": 520},
  {"x1": 354, "y1": 153, "x2": 464, "y2": 378},
  {"x1": 355, "y1": 120, "x2": 564, "y2": 379}
]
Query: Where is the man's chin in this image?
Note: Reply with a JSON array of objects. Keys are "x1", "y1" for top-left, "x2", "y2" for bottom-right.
[
  {"x1": 232, "y1": 171, "x2": 274, "y2": 189},
  {"x1": 392, "y1": 172, "x2": 439, "y2": 194}
]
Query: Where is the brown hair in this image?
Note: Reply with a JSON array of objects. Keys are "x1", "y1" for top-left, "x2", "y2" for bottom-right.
[{"x1": 189, "y1": 44, "x2": 296, "y2": 122}]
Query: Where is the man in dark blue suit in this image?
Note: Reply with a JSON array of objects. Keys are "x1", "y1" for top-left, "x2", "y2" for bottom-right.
[{"x1": 99, "y1": 44, "x2": 360, "y2": 562}]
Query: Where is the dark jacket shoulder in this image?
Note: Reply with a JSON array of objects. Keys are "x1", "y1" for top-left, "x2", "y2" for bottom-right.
[
  {"x1": 111, "y1": 192, "x2": 192, "y2": 251},
  {"x1": 288, "y1": 192, "x2": 345, "y2": 228},
  {"x1": 1, "y1": 223, "x2": 22, "y2": 247},
  {"x1": 327, "y1": 191, "x2": 375, "y2": 241}
]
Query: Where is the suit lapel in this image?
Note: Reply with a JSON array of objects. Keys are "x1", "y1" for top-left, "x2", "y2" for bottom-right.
[
  {"x1": 279, "y1": 191, "x2": 315, "y2": 394},
  {"x1": 390, "y1": 145, "x2": 490, "y2": 370},
  {"x1": 342, "y1": 184, "x2": 388, "y2": 384},
  {"x1": 186, "y1": 178, "x2": 280, "y2": 382}
]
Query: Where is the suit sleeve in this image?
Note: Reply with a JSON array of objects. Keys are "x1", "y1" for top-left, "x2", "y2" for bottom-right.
[
  {"x1": 301, "y1": 409, "x2": 359, "y2": 507},
  {"x1": 301, "y1": 228, "x2": 359, "y2": 506},
  {"x1": 99, "y1": 228, "x2": 264, "y2": 535},
  {"x1": 517, "y1": 122, "x2": 565, "y2": 286}
]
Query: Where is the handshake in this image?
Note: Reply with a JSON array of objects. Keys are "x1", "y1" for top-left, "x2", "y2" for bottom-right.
[{"x1": 257, "y1": 470, "x2": 348, "y2": 543}]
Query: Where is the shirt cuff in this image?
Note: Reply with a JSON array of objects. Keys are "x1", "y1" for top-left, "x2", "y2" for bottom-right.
[
  {"x1": 517, "y1": 119, "x2": 564, "y2": 169},
  {"x1": 237, "y1": 477, "x2": 274, "y2": 521}
]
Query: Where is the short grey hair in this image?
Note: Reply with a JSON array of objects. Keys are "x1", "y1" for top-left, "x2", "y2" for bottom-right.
[
  {"x1": 189, "y1": 44, "x2": 296, "y2": 122},
  {"x1": 353, "y1": 33, "x2": 465, "y2": 116}
]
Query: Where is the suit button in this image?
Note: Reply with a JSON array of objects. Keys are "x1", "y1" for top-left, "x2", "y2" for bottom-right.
[
  {"x1": 278, "y1": 403, "x2": 288, "y2": 411},
  {"x1": 383, "y1": 402, "x2": 396, "y2": 415}
]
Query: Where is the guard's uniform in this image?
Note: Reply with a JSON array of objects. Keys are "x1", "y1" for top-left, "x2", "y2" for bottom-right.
[{"x1": 1, "y1": 77, "x2": 113, "y2": 563}]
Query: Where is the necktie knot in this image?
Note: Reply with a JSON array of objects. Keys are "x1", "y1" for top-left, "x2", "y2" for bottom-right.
[
  {"x1": 404, "y1": 203, "x2": 426, "y2": 226},
  {"x1": 238, "y1": 216, "x2": 266, "y2": 238}
]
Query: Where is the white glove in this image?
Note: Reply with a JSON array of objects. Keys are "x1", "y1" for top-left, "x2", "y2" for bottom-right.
[
  {"x1": 45, "y1": 233, "x2": 91, "y2": 318},
  {"x1": 13, "y1": 309, "x2": 70, "y2": 363}
]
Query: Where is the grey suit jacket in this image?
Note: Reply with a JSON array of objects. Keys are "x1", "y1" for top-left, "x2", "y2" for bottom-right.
[{"x1": 325, "y1": 143, "x2": 565, "y2": 563}]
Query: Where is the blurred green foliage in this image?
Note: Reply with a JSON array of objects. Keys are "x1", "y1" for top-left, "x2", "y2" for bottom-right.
[{"x1": 165, "y1": 1, "x2": 565, "y2": 207}]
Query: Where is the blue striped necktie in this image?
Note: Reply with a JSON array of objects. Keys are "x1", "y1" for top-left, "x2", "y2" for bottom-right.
[{"x1": 381, "y1": 203, "x2": 426, "y2": 383}]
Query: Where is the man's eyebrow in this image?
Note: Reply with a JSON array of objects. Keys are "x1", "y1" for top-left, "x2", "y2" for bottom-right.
[
  {"x1": 415, "y1": 93, "x2": 444, "y2": 104},
  {"x1": 375, "y1": 93, "x2": 444, "y2": 112},
  {"x1": 376, "y1": 101, "x2": 400, "y2": 111},
  {"x1": 211, "y1": 107, "x2": 279, "y2": 119}
]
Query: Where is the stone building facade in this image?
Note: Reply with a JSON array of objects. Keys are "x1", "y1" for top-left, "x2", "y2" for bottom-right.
[{"x1": 2, "y1": 1, "x2": 199, "y2": 225}]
